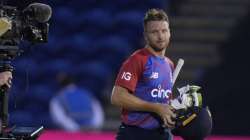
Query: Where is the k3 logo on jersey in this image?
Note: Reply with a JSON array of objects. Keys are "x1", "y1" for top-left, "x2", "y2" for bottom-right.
[{"x1": 121, "y1": 72, "x2": 132, "y2": 81}]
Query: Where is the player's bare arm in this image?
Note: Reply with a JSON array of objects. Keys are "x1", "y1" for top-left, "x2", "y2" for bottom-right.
[{"x1": 111, "y1": 86, "x2": 176, "y2": 128}]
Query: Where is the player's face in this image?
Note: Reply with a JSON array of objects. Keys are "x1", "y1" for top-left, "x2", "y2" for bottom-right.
[{"x1": 144, "y1": 21, "x2": 170, "y2": 52}]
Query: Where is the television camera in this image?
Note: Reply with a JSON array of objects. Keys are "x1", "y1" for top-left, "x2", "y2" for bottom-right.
[{"x1": 0, "y1": 1, "x2": 52, "y2": 139}]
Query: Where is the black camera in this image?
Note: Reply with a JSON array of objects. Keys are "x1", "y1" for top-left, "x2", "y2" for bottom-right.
[
  {"x1": 0, "y1": 2, "x2": 51, "y2": 139},
  {"x1": 0, "y1": 2, "x2": 52, "y2": 65},
  {"x1": 0, "y1": 2, "x2": 51, "y2": 46}
]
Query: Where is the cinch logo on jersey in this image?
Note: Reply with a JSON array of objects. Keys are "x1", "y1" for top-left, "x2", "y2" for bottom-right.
[
  {"x1": 151, "y1": 85, "x2": 171, "y2": 99},
  {"x1": 121, "y1": 72, "x2": 132, "y2": 81}
]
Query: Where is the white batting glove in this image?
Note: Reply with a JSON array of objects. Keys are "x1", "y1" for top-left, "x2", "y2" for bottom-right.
[{"x1": 170, "y1": 85, "x2": 202, "y2": 110}]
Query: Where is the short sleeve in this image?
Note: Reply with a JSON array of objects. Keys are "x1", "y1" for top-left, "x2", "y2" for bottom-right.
[{"x1": 115, "y1": 55, "x2": 144, "y2": 93}]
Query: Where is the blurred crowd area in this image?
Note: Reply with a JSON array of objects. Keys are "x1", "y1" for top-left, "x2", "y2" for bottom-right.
[{"x1": 4, "y1": 0, "x2": 250, "y2": 135}]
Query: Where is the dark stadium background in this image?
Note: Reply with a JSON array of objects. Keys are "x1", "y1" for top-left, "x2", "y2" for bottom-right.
[{"x1": 4, "y1": 0, "x2": 250, "y2": 139}]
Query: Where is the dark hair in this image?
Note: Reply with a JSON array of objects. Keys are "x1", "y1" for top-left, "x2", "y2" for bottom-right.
[{"x1": 143, "y1": 8, "x2": 169, "y2": 27}]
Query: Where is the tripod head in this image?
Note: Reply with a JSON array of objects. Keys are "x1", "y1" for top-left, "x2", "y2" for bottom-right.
[{"x1": 0, "y1": 45, "x2": 20, "y2": 70}]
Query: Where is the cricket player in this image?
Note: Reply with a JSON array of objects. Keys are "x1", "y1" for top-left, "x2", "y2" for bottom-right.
[
  {"x1": 111, "y1": 8, "x2": 175, "y2": 140},
  {"x1": 111, "y1": 8, "x2": 212, "y2": 140}
]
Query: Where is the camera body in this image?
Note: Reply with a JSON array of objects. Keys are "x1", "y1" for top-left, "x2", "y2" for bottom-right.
[
  {"x1": 0, "y1": 2, "x2": 51, "y2": 139},
  {"x1": 0, "y1": 4, "x2": 49, "y2": 46},
  {"x1": 0, "y1": 2, "x2": 51, "y2": 67}
]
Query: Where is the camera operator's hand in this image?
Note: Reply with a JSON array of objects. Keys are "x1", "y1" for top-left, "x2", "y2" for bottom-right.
[{"x1": 0, "y1": 71, "x2": 12, "y2": 88}]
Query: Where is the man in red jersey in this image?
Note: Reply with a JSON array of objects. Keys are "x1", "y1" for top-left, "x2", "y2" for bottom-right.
[
  {"x1": 111, "y1": 8, "x2": 212, "y2": 140},
  {"x1": 111, "y1": 8, "x2": 175, "y2": 140}
]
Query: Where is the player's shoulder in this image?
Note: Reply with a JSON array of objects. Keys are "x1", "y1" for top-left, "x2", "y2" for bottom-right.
[{"x1": 126, "y1": 48, "x2": 150, "y2": 62}]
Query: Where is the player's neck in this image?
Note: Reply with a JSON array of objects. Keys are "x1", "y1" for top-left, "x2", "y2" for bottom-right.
[{"x1": 145, "y1": 45, "x2": 166, "y2": 57}]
